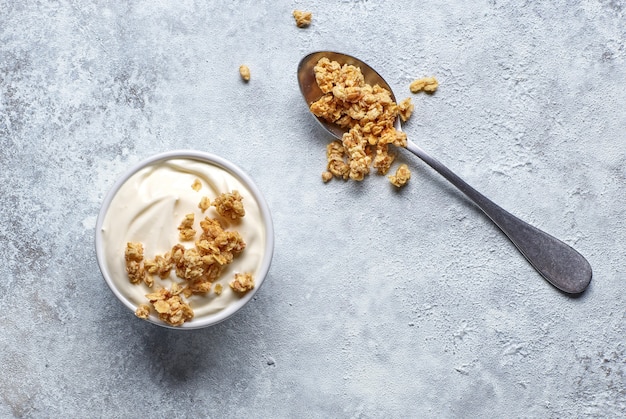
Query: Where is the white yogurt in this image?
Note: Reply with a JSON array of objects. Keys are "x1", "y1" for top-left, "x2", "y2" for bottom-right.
[{"x1": 97, "y1": 154, "x2": 271, "y2": 327}]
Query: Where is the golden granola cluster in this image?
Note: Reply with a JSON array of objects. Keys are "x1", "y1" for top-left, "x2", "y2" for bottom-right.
[
  {"x1": 177, "y1": 213, "x2": 196, "y2": 241},
  {"x1": 293, "y1": 10, "x2": 312, "y2": 28},
  {"x1": 230, "y1": 272, "x2": 255, "y2": 293},
  {"x1": 239, "y1": 65, "x2": 251, "y2": 82},
  {"x1": 124, "y1": 187, "x2": 254, "y2": 326},
  {"x1": 410, "y1": 76, "x2": 439, "y2": 93},
  {"x1": 124, "y1": 242, "x2": 149, "y2": 285},
  {"x1": 388, "y1": 163, "x2": 411, "y2": 188},
  {"x1": 139, "y1": 285, "x2": 194, "y2": 326},
  {"x1": 198, "y1": 196, "x2": 211, "y2": 212},
  {"x1": 309, "y1": 57, "x2": 413, "y2": 184},
  {"x1": 212, "y1": 190, "x2": 245, "y2": 220},
  {"x1": 164, "y1": 215, "x2": 246, "y2": 292}
]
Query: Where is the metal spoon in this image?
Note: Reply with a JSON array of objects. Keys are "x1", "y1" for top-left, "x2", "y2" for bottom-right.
[{"x1": 297, "y1": 51, "x2": 592, "y2": 294}]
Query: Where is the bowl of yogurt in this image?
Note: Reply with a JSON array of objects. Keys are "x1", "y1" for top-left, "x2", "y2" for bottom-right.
[{"x1": 95, "y1": 150, "x2": 274, "y2": 329}]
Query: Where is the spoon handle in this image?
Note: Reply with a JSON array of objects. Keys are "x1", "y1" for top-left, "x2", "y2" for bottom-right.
[{"x1": 405, "y1": 140, "x2": 592, "y2": 294}]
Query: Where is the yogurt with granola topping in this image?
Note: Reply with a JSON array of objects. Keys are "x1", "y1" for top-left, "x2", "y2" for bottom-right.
[{"x1": 96, "y1": 154, "x2": 272, "y2": 328}]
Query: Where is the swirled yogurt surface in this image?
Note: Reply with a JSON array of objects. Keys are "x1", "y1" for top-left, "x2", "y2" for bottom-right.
[{"x1": 99, "y1": 157, "x2": 268, "y2": 325}]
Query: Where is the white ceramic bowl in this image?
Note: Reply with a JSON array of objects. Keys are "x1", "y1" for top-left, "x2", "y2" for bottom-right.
[{"x1": 95, "y1": 150, "x2": 274, "y2": 329}]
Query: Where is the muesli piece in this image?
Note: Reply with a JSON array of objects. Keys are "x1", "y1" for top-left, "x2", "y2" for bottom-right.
[
  {"x1": 326, "y1": 140, "x2": 349, "y2": 180},
  {"x1": 212, "y1": 190, "x2": 245, "y2": 220},
  {"x1": 198, "y1": 196, "x2": 211, "y2": 213},
  {"x1": 410, "y1": 77, "x2": 438, "y2": 93},
  {"x1": 292, "y1": 10, "x2": 312, "y2": 28},
  {"x1": 176, "y1": 247, "x2": 205, "y2": 281},
  {"x1": 125, "y1": 260, "x2": 145, "y2": 285},
  {"x1": 125, "y1": 242, "x2": 144, "y2": 262},
  {"x1": 230, "y1": 272, "x2": 255, "y2": 293},
  {"x1": 191, "y1": 178, "x2": 202, "y2": 191},
  {"x1": 145, "y1": 286, "x2": 194, "y2": 326},
  {"x1": 388, "y1": 163, "x2": 411, "y2": 187},
  {"x1": 178, "y1": 213, "x2": 196, "y2": 241},
  {"x1": 144, "y1": 253, "x2": 173, "y2": 279},
  {"x1": 342, "y1": 126, "x2": 371, "y2": 181},
  {"x1": 398, "y1": 97, "x2": 414, "y2": 122},
  {"x1": 239, "y1": 65, "x2": 251, "y2": 82},
  {"x1": 185, "y1": 277, "x2": 214, "y2": 294},
  {"x1": 135, "y1": 304, "x2": 151, "y2": 319},
  {"x1": 125, "y1": 242, "x2": 145, "y2": 284},
  {"x1": 373, "y1": 143, "x2": 395, "y2": 175}
]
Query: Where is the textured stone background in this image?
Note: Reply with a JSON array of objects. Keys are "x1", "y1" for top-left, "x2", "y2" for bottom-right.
[{"x1": 1, "y1": 1, "x2": 624, "y2": 417}]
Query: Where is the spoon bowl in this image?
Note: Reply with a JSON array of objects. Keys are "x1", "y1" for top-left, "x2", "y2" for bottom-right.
[
  {"x1": 297, "y1": 51, "x2": 592, "y2": 294},
  {"x1": 297, "y1": 51, "x2": 400, "y2": 138}
]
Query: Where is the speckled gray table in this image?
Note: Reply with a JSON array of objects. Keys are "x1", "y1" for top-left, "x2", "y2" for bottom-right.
[{"x1": 1, "y1": 1, "x2": 625, "y2": 417}]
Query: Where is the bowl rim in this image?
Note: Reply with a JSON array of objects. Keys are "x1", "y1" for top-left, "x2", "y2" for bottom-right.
[{"x1": 95, "y1": 149, "x2": 274, "y2": 330}]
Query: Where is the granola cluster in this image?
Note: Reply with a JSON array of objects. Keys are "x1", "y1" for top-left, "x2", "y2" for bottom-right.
[
  {"x1": 198, "y1": 196, "x2": 211, "y2": 213},
  {"x1": 310, "y1": 57, "x2": 413, "y2": 185},
  {"x1": 143, "y1": 285, "x2": 194, "y2": 326},
  {"x1": 177, "y1": 213, "x2": 196, "y2": 241},
  {"x1": 388, "y1": 163, "x2": 411, "y2": 188},
  {"x1": 212, "y1": 190, "x2": 245, "y2": 220},
  {"x1": 230, "y1": 272, "x2": 255, "y2": 293},
  {"x1": 124, "y1": 185, "x2": 255, "y2": 326},
  {"x1": 410, "y1": 76, "x2": 439, "y2": 93},
  {"x1": 293, "y1": 10, "x2": 312, "y2": 28}
]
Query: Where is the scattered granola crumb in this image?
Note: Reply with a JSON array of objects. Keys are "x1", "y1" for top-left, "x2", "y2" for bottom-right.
[
  {"x1": 321, "y1": 171, "x2": 333, "y2": 183},
  {"x1": 388, "y1": 163, "x2": 411, "y2": 187},
  {"x1": 177, "y1": 213, "x2": 196, "y2": 241},
  {"x1": 398, "y1": 97, "x2": 414, "y2": 122},
  {"x1": 214, "y1": 283, "x2": 223, "y2": 295},
  {"x1": 230, "y1": 272, "x2": 255, "y2": 293},
  {"x1": 191, "y1": 178, "x2": 202, "y2": 191},
  {"x1": 310, "y1": 57, "x2": 408, "y2": 182},
  {"x1": 293, "y1": 10, "x2": 312, "y2": 27},
  {"x1": 239, "y1": 65, "x2": 251, "y2": 82},
  {"x1": 410, "y1": 76, "x2": 438, "y2": 93},
  {"x1": 212, "y1": 190, "x2": 245, "y2": 220},
  {"x1": 135, "y1": 304, "x2": 151, "y2": 319},
  {"x1": 198, "y1": 196, "x2": 211, "y2": 213}
]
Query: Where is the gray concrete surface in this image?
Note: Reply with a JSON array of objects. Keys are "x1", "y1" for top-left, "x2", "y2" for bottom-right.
[{"x1": 1, "y1": 1, "x2": 624, "y2": 417}]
